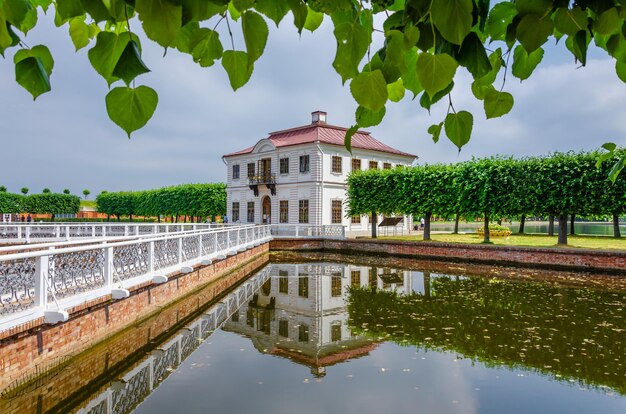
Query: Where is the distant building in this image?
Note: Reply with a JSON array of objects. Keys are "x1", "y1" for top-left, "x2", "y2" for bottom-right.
[{"x1": 222, "y1": 111, "x2": 417, "y2": 231}]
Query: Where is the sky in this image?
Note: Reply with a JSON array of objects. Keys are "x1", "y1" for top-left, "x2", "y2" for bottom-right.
[{"x1": 1, "y1": 10, "x2": 625, "y2": 196}]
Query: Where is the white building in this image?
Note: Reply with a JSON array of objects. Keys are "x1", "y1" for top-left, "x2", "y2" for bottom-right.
[{"x1": 222, "y1": 111, "x2": 417, "y2": 231}]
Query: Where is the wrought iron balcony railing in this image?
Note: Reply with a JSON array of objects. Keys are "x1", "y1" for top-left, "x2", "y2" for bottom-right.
[{"x1": 248, "y1": 173, "x2": 276, "y2": 186}]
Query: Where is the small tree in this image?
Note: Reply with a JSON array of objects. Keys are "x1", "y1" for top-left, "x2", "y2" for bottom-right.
[
  {"x1": 21, "y1": 187, "x2": 29, "y2": 195},
  {"x1": 42, "y1": 188, "x2": 51, "y2": 194},
  {"x1": 0, "y1": 186, "x2": 6, "y2": 192},
  {"x1": 83, "y1": 189, "x2": 91, "y2": 200},
  {"x1": 63, "y1": 189, "x2": 71, "y2": 195}
]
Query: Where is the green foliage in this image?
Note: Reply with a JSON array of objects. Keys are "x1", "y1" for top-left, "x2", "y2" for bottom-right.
[
  {"x1": 0, "y1": 186, "x2": 6, "y2": 192},
  {"x1": 0, "y1": 192, "x2": 24, "y2": 213},
  {"x1": 97, "y1": 183, "x2": 226, "y2": 219},
  {"x1": 1, "y1": 0, "x2": 625, "y2": 147},
  {"x1": 82, "y1": 189, "x2": 90, "y2": 199},
  {"x1": 20, "y1": 187, "x2": 28, "y2": 195},
  {"x1": 22, "y1": 193, "x2": 80, "y2": 214}
]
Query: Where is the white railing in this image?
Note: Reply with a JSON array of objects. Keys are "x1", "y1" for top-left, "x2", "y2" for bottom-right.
[
  {"x1": 270, "y1": 225, "x2": 346, "y2": 239},
  {"x1": 0, "y1": 225, "x2": 272, "y2": 333},
  {"x1": 0, "y1": 222, "x2": 252, "y2": 244}
]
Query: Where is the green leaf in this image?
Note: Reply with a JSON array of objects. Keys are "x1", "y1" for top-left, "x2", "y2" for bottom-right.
[
  {"x1": 553, "y1": 7, "x2": 588, "y2": 36},
  {"x1": 344, "y1": 124, "x2": 359, "y2": 153},
  {"x1": 430, "y1": 0, "x2": 472, "y2": 45},
  {"x1": 356, "y1": 105, "x2": 386, "y2": 127},
  {"x1": 105, "y1": 86, "x2": 158, "y2": 138},
  {"x1": 387, "y1": 79, "x2": 405, "y2": 102},
  {"x1": 3, "y1": 0, "x2": 37, "y2": 34},
  {"x1": 242, "y1": 11, "x2": 268, "y2": 65},
  {"x1": 428, "y1": 122, "x2": 443, "y2": 143},
  {"x1": 189, "y1": 28, "x2": 223, "y2": 67},
  {"x1": 304, "y1": 7, "x2": 323, "y2": 32},
  {"x1": 288, "y1": 0, "x2": 308, "y2": 33},
  {"x1": 416, "y1": 52, "x2": 458, "y2": 98},
  {"x1": 14, "y1": 57, "x2": 51, "y2": 100},
  {"x1": 608, "y1": 154, "x2": 626, "y2": 182},
  {"x1": 222, "y1": 50, "x2": 253, "y2": 91},
  {"x1": 14, "y1": 45, "x2": 54, "y2": 74},
  {"x1": 602, "y1": 142, "x2": 617, "y2": 152},
  {"x1": 78, "y1": 0, "x2": 112, "y2": 23},
  {"x1": 483, "y1": 89, "x2": 514, "y2": 119},
  {"x1": 486, "y1": 2, "x2": 517, "y2": 41},
  {"x1": 401, "y1": 47, "x2": 423, "y2": 98},
  {"x1": 420, "y1": 81, "x2": 453, "y2": 110},
  {"x1": 136, "y1": 0, "x2": 182, "y2": 48},
  {"x1": 511, "y1": 45, "x2": 544, "y2": 80},
  {"x1": 594, "y1": 8, "x2": 620, "y2": 36},
  {"x1": 181, "y1": 0, "x2": 225, "y2": 24},
  {"x1": 566, "y1": 30, "x2": 590, "y2": 66},
  {"x1": 173, "y1": 22, "x2": 199, "y2": 53},
  {"x1": 331, "y1": 10, "x2": 372, "y2": 83},
  {"x1": 56, "y1": 0, "x2": 85, "y2": 20},
  {"x1": 228, "y1": 2, "x2": 242, "y2": 20},
  {"x1": 88, "y1": 31, "x2": 132, "y2": 85},
  {"x1": 515, "y1": 0, "x2": 552, "y2": 16},
  {"x1": 254, "y1": 0, "x2": 289, "y2": 26},
  {"x1": 0, "y1": 19, "x2": 13, "y2": 54},
  {"x1": 617, "y1": 61, "x2": 626, "y2": 83},
  {"x1": 232, "y1": 0, "x2": 254, "y2": 12},
  {"x1": 69, "y1": 17, "x2": 91, "y2": 51},
  {"x1": 456, "y1": 32, "x2": 492, "y2": 79},
  {"x1": 517, "y1": 14, "x2": 553, "y2": 53},
  {"x1": 112, "y1": 40, "x2": 150, "y2": 84},
  {"x1": 444, "y1": 111, "x2": 473, "y2": 150},
  {"x1": 350, "y1": 70, "x2": 388, "y2": 112}
]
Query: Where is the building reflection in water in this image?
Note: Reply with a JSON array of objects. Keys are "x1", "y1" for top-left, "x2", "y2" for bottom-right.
[{"x1": 223, "y1": 263, "x2": 411, "y2": 377}]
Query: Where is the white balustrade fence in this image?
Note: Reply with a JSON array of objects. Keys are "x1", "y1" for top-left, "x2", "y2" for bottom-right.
[
  {"x1": 0, "y1": 222, "x2": 251, "y2": 244},
  {"x1": 0, "y1": 225, "x2": 272, "y2": 333},
  {"x1": 270, "y1": 225, "x2": 346, "y2": 239}
]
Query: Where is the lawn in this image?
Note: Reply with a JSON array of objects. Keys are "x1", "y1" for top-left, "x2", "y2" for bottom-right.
[{"x1": 377, "y1": 233, "x2": 626, "y2": 251}]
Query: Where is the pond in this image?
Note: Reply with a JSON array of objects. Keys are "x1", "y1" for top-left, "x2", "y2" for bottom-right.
[{"x1": 3, "y1": 254, "x2": 626, "y2": 414}]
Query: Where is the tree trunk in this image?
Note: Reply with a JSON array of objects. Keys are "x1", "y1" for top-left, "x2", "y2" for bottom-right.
[
  {"x1": 570, "y1": 214, "x2": 575, "y2": 235},
  {"x1": 371, "y1": 211, "x2": 377, "y2": 239},
  {"x1": 518, "y1": 214, "x2": 526, "y2": 234},
  {"x1": 423, "y1": 212, "x2": 432, "y2": 241},
  {"x1": 613, "y1": 213, "x2": 621, "y2": 238},
  {"x1": 423, "y1": 271, "x2": 431, "y2": 299},
  {"x1": 453, "y1": 214, "x2": 460, "y2": 234},
  {"x1": 548, "y1": 215, "x2": 555, "y2": 236},
  {"x1": 558, "y1": 214, "x2": 568, "y2": 245},
  {"x1": 483, "y1": 215, "x2": 490, "y2": 243},
  {"x1": 130, "y1": 214, "x2": 133, "y2": 222},
  {"x1": 497, "y1": 218, "x2": 502, "y2": 225},
  {"x1": 184, "y1": 216, "x2": 187, "y2": 223},
  {"x1": 51, "y1": 214, "x2": 55, "y2": 222},
  {"x1": 116, "y1": 214, "x2": 120, "y2": 222},
  {"x1": 107, "y1": 214, "x2": 110, "y2": 221},
  {"x1": 157, "y1": 215, "x2": 161, "y2": 223}
]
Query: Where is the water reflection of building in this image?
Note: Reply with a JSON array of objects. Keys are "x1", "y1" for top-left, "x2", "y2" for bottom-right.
[{"x1": 223, "y1": 263, "x2": 412, "y2": 376}]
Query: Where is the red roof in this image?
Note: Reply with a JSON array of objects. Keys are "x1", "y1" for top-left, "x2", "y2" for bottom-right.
[{"x1": 223, "y1": 123, "x2": 417, "y2": 158}]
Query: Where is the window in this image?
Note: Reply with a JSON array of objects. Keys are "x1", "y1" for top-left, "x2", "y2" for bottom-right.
[
  {"x1": 331, "y1": 200, "x2": 342, "y2": 224},
  {"x1": 351, "y1": 215, "x2": 360, "y2": 224},
  {"x1": 279, "y1": 270, "x2": 288, "y2": 294},
  {"x1": 299, "y1": 155, "x2": 310, "y2": 173},
  {"x1": 247, "y1": 201, "x2": 255, "y2": 223},
  {"x1": 369, "y1": 160, "x2": 378, "y2": 170},
  {"x1": 279, "y1": 319, "x2": 289, "y2": 337},
  {"x1": 280, "y1": 157, "x2": 289, "y2": 174},
  {"x1": 298, "y1": 275, "x2": 309, "y2": 297},
  {"x1": 352, "y1": 158, "x2": 361, "y2": 172},
  {"x1": 298, "y1": 324, "x2": 309, "y2": 342},
  {"x1": 351, "y1": 270, "x2": 361, "y2": 287},
  {"x1": 331, "y1": 156, "x2": 342, "y2": 173},
  {"x1": 232, "y1": 202, "x2": 240, "y2": 222},
  {"x1": 299, "y1": 200, "x2": 309, "y2": 223},
  {"x1": 331, "y1": 274, "x2": 342, "y2": 297},
  {"x1": 247, "y1": 162, "x2": 255, "y2": 178},
  {"x1": 383, "y1": 162, "x2": 392, "y2": 170},
  {"x1": 331, "y1": 323, "x2": 342, "y2": 342},
  {"x1": 279, "y1": 200, "x2": 289, "y2": 223},
  {"x1": 232, "y1": 164, "x2": 240, "y2": 179}
]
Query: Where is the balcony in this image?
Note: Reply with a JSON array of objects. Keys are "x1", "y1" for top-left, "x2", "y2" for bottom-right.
[{"x1": 248, "y1": 173, "x2": 276, "y2": 196}]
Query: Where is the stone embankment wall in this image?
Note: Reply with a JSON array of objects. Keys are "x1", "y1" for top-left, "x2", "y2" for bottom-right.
[
  {"x1": 0, "y1": 243, "x2": 269, "y2": 393},
  {"x1": 270, "y1": 238, "x2": 626, "y2": 275}
]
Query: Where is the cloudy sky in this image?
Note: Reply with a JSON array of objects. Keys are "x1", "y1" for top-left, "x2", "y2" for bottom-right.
[{"x1": 1, "y1": 10, "x2": 625, "y2": 196}]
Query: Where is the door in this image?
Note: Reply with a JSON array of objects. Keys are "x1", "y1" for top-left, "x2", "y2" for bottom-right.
[
  {"x1": 259, "y1": 158, "x2": 271, "y2": 182},
  {"x1": 262, "y1": 196, "x2": 271, "y2": 224}
]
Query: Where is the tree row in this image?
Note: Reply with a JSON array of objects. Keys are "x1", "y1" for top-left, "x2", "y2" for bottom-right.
[
  {"x1": 0, "y1": 192, "x2": 81, "y2": 220},
  {"x1": 96, "y1": 183, "x2": 226, "y2": 222},
  {"x1": 347, "y1": 151, "x2": 626, "y2": 245}
]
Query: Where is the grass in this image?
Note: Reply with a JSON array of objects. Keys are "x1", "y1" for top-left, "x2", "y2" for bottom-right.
[
  {"x1": 377, "y1": 233, "x2": 626, "y2": 251},
  {"x1": 80, "y1": 200, "x2": 96, "y2": 208}
]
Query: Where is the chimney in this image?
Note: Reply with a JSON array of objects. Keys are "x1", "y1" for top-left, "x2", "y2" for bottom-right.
[{"x1": 311, "y1": 110, "x2": 327, "y2": 125}]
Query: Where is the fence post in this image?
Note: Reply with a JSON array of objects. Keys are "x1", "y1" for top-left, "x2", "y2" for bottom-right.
[
  {"x1": 103, "y1": 226, "x2": 107, "y2": 237},
  {"x1": 65, "y1": 225, "x2": 71, "y2": 242},
  {"x1": 197, "y1": 234, "x2": 203, "y2": 259},
  {"x1": 214, "y1": 232, "x2": 218, "y2": 254},
  {"x1": 177, "y1": 237, "x2": 183, "y2": 264},
  {"x1": 17, "y1": 225, "x2": 22, "y2": 241},
  {"x1": 295, "y1": 226, "x2": 299, "y2": 237},
  {"x1": 34, "y1": 255, "x2": 49, "y2": 311},
  {"x1": 104, "y1": 245, "x2": 114, "y2": 289},
  {"x1": 25, "y1": 226, "x2": 30, "y2": 243},
  {"x1": 148, "y1": 241, "x2": 155, "y2": 274},
  {"x1": 124, "y1": 226, "x2": 129, "y2": 236},
  {"x1": 135, "y1": 226, "x2": 140, "y2": 236},
  {"x1": 92, "y1": 225, "x2": 96, "y2": 238}
]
